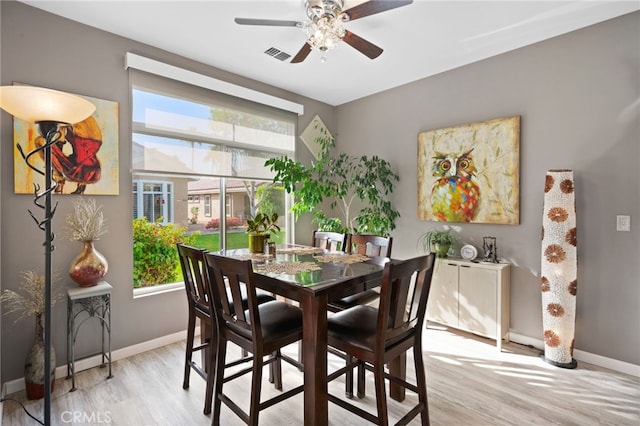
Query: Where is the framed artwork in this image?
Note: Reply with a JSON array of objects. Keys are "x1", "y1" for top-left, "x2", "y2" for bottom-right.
[
  {"x1": 300, "y1": 114, "x2": 331, "y2": 159},
  {"x1": 13, "y1": 87, "x2": 119, "y2": 195},
  {"x1": 417, "y1": 116, "x2": 520, "y2": 224}
]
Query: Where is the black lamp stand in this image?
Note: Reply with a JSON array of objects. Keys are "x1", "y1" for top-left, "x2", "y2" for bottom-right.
[{"x1": 18, "y1": 121, "x2": 68, "y2": 426}]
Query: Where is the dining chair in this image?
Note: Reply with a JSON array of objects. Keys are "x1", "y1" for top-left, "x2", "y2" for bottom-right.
[
  {"x1": 312, "y1": 230, "x2": 347, "y2": 252},
  {"x1": 177, "y1": 244, "x2": 212, "y2": 398},
  {"x1": 326, "y1": 253, "x2": 436, "y2": 426},
  {"x1": 328, "y1": 234, "x2": 393, "y2": 398},
  {"x1": 348, "y1": 234, "x2": 393, "y2": 257},
  {"x1": 177, "y1": 243, "x2": 276, "y2": 415},
  {"x1": 203, "y1": 253, "x2": 304, "y2": 426},
  {"x1": 330, "y1": 234, "x2": 393, "y2": 310}
]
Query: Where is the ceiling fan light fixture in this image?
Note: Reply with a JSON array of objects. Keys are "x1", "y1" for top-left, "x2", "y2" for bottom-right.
[
  {"x1": 236, "y1": 0, "x2": 414, "y2": 63},
  {"x1": 304, "y1": 16, "x2": 345, "y2": 52}
]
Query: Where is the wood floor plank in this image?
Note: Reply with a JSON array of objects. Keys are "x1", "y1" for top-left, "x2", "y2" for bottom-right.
[{"x1": 2, "y1": 325, "x2": 638, "y2": 425}]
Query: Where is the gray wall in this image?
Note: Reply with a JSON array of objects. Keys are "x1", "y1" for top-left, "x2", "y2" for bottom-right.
[
  {"x1": 0, "y1": 1, "x2": 332, "y2": 382},
  {"x1": 0, "y1": 1, "x2": 637, "y2": 384},
  {"x1": 335, "y1": 11, "x2": 639, "y2": 365}
]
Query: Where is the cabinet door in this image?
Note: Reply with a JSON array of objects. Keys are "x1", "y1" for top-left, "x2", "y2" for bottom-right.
[
  {"x1": 458, "y1": 266, "x2": 497, "y2": 338},
  {"x1": 426, "y1": 261, "x2": 459, "y2": 327}
]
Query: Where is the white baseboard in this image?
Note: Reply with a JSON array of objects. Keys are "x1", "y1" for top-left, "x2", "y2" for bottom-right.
[
  {"x1": 509, "y1": 331, "x2": 640, "y2": 377},
  {"x1": 2, "y1": 327, "x2": 637, "y2": 397},
  {"x1": 2, "y1": 328, "x2": 194, "y2": 396}
]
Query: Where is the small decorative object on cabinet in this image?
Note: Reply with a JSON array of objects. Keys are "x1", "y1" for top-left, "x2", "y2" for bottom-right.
[
  {"x1": 419, "y1": 227, "x2": 455, "y2": 258},
  {"x1": 540, "y1": 170, "x2": 577, "y2": 369},
  {"x1": 0, "y1": 270, "x2": 63, "y2": 399},
  {"x1": 66, "y1": 197, "x2": 109, "y2": 287},
  {"x1": 482, "y1": 236, "x2": 498, "y2": 263},
  {"x1": 460, "y1": 244, "x2": 478, "y2": 261},
  {"x1": 426, "y1": 258, "x2": 510, "y2": 351}
]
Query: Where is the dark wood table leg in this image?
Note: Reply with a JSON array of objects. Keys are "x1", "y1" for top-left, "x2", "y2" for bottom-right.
[
  {"x1": 388, "y1": 353, "x2": 406, "y2": 401},
  {"x1": 302, "y1": 293, "x2": 328, "y2": 426}
]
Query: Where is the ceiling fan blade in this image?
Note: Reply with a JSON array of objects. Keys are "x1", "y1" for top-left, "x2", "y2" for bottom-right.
[
  {"x1": 343, "y1": 0, "x2": 413, "y2": 21},
  {"x1": 342, "y1": 30, "x2": 383, "y2": 59},
  {"x1": 234, "y1": 18, "x2": 302, "y2": 27},
  {"x1": 291, "y1": 43, "x2": 312, "y2": 63}
]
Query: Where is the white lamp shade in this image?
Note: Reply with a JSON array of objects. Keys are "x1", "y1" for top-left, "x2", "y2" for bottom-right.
[{"x1": 0, "y1": 86, "x2": 95, "y2": 124}]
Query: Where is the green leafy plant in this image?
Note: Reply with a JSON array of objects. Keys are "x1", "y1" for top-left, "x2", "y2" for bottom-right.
[
  {"x1": 419, "y1": 228, "x2": 456, "y2": 258},
  {"x1": 265, "y1": 126, "x2": 400, "y2": 236},
  {"x1": 132, "y1": 217, "x2": 197, "y2": 288},
  {"x1": 246, "y1": 212, "x2": 280, "y2": 236}
]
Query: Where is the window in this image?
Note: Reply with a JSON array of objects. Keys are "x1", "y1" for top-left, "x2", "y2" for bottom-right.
[
  {"x1": 130, "y1": 67, "x2": 296, "y2": 290},
  {"x1": 132, "y1": 180, "x2": 173, "y2": 224},
  {"x1": 204, "y1": 195, "x2": 211, "y2": 217}
]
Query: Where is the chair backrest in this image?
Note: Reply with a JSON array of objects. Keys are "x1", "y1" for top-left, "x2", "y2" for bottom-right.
[
  {"x1": 376, "y1": 254, "x2": 436, "y2": 350},
  {"x1": 312, "y1": 230, "x2": 347, "y2": 252},
  {"x1": 347, "y1": 234, "x2": 393, "y2": 257},
  {"x1": 177, "y1": 243, "x2": 209, "y2": 314},
  {"x1": 203, "y1": 253, "x2": 263, "y2": 340}
]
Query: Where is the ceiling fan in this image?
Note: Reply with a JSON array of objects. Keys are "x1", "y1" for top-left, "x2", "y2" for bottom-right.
[{"x1": 235, "y1": 0, "x2": 413, "y2": 63}]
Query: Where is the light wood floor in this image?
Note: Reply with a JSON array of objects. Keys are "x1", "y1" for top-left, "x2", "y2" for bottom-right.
[{"x1": 3, "y1": 324, "x2": 639, "y2": 425}]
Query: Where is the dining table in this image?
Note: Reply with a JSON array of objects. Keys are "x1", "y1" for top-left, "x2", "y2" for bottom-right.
[{"x1": 213, "y1": 244, "x2": 406, "y2": 426}]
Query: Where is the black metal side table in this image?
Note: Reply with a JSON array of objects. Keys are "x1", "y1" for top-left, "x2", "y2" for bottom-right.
[{"x1": 66, "y1": 281, "x2": 113, "y2": 392}]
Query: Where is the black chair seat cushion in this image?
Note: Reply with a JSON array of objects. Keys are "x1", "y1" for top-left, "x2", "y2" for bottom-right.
[
  {"x1": 328, "y1": 305, "x2": 411, "y2": 352},
  {"x1": 328, "y1": 289, "x2": 379, "y2": 310},
  {"x1": 255, "y1": 288, "x2": 277, "y2": 305},
  {"x1": 227, "y1": 300, "x2": 302, "y2": 343}
]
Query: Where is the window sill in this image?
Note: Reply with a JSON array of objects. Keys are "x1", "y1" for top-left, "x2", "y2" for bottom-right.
[{"x1": 133, "y1": 282, "x2": 184, "y2": 299}]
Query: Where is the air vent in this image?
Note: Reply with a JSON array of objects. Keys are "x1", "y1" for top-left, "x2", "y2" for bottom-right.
[{"x1": 264, "y1": 47, "x2": 291, "y2": 62}]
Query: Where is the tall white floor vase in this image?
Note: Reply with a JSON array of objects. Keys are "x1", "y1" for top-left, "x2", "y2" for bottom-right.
[{"x1": 540, "y1": 169, "x2": 578, "y2": 368}]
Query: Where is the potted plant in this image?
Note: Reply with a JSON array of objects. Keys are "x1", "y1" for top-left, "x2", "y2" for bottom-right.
[
  {"x1": 419, "y1": 228, "x2": 455, "y2": 258},
  {"x1": 265, "y1": 126, "x2": 400, "y2": 237},
  {"x1": 246, "y1": 212, "x2": 280, "y2": 253},
  {"x1": 0, "y1": 270, "x2": 63, "y2": 399}
]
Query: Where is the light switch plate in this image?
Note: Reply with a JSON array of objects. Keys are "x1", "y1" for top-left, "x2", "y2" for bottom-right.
[{"x1": 616, "y1": 215, "x2": 631, "y2": 232}]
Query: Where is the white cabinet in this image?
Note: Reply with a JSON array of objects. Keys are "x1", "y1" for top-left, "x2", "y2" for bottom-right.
[{"x1": 426, "y1": 258, "x2": 510, "y2": 351}]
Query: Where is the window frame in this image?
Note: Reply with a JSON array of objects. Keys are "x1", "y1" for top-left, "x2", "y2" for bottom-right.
[{"x1": 129, "y1": 65, "x2": 298, "y2": 296}]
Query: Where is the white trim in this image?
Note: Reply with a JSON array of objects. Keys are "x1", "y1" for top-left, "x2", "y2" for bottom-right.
[
  {"x1": 509, "y1": 331, "x2": 640, "y2": 377},
  {"x1": 2, "y1": 328, "x2": 196, "y2": 395},
  {"x1": 133, "y1": 281, "x2": 183, "y2": 299},
  {"x1": 125, "y1": 52, "x2": 304, "y2": 115},
  {"x1": 2, "y1": 328, "x2": 636, "y2": 395}
]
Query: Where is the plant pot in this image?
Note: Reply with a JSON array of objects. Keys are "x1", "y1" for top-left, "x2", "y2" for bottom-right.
[
  {"x1": 25, "y1": 313, "x2": 55, "y2": 400},
  {"x1": 431, "y1": 242, "x2": 451, "y2": 258},
  {"x1": 69, "y1": 241, "x2": 108, "y2": 287},
  {"x1": 248, "y1": 234, "x2": 268, "y2": 254}
]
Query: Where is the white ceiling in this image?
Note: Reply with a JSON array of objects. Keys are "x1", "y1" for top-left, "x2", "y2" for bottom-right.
[{"x1": 20, "y1": 1, "x2": 639, "y2": 106}]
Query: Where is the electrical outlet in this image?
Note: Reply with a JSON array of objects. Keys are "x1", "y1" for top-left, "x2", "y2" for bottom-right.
[{"x1": 616, "y1": 215, "x2": 631, "y2": 232}]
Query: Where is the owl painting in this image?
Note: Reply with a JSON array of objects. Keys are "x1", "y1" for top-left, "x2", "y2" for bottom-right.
[
  {"x1": 430, "y1": 148, "x2": 481, "y2": 222},
  {"x1": 418, "y1": 116, "x2": 520, "y2": 224}
]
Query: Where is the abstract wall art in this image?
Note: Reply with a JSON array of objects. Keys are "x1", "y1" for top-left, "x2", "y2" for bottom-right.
[
  {"x1": 13, "y1": 86, "x2": 119, "y2": 195},
  {"x1": 417, "y1": 116, "x2": 520, "y2": 224}
]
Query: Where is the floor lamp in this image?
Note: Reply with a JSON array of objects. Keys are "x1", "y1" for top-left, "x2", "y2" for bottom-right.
[{"x1": 0, "y1": 86, "x2": 95, "y2": 425}]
